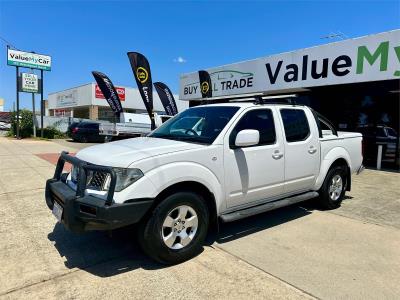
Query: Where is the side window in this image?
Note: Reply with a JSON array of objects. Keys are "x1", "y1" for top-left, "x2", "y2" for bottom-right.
[
  {"x1": 230, "y1": 109, "x2": 276, "y2": 147},
  {"x1": 280, "y1": 109, "x2": 310, "y2": 142},
  {"x1": 88, "y1": 123, "x2": 99, "y2": 129}
]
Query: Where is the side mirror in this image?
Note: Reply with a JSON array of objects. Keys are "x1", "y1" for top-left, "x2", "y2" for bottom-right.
[{"x1": 235, "y1": 129, "x2": 260, "y2": 147}]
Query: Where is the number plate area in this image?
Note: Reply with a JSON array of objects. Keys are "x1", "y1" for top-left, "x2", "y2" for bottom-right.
[{"x1": 52, "y1": 201, "x2": 63, "y2": 222}]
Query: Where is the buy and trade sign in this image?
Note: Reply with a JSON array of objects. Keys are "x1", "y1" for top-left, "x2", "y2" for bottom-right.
[{"x1": 180, "y1": 30, "x2": 400, "y2": 99}]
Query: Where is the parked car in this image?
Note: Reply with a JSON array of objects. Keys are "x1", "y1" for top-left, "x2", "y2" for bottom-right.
[
  {"x1": 67, "y1": 122, "x2": 81, "y2": 137},
  {"x1": 45, "y1": 102, "x2": 363, "y2": 264},
  {"x1": 0, "y1": 112, "x2": 11, "y2": 131},
  {"x1": 69, "y1": 122, "x2": 106, "y2": 143},
  {"x1": 357, "y1": 125, "x2": 399, "y2": 165}
]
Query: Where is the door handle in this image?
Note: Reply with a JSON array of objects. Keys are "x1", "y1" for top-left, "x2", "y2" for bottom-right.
[
  {"x1": 272, "y1": 151, "x2": 284, "y2": 159},
  {"x1": 308, "y1": 147, "x2": 317, "y2": 154}
]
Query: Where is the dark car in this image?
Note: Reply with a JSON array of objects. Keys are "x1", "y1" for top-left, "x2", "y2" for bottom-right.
[
  {"x1": 67, "y1": 122, "x2": 81, "y2": 137},
  {"x1": 70, "y1": 122, "x2": 106, "y2": 143},
  {"x1": 357, "y1": 125, "x2": 399, "y2": 166}
]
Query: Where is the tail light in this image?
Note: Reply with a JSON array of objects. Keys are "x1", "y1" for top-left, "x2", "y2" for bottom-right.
[{"x1": 72, "y1": 127, "x2": 79, "y2": 133}]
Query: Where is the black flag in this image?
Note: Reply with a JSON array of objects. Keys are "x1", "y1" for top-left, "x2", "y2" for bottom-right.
[
  {"x1": 154, "y1": 82, "x2": 178, "y2": 116},
  {"x1": 92, "y1": 71, "x2": 123, "y2": 119},
  {"x1": 198, "y1": 70, "x2": 212, "y2": 98},
  {"x1": 127, "y1": 52, "x2": 155, "y2": 130}
]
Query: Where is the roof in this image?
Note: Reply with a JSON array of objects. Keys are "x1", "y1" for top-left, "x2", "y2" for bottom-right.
[
  {"x1": 0, "y1": 112, "x2": 11, "y2": 122},
  {"x1": 192, "y1": 101, "x2": 304, "y2": 109}
]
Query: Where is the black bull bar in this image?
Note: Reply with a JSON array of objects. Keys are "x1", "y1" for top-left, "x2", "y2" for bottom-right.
[{"x1": 53, "y1": 151, "x2": 117, "y2": 205}]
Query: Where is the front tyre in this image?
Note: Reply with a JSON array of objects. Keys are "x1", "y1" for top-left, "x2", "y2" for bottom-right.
[
  {"x1": 138, "y1": 191, "x2": 209, "y2": 264},
  {"x1": 318, "y1": 165, "x2": 347, "y2": 210}
]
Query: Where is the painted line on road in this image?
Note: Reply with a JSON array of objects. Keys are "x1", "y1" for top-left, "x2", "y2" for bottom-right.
[
  {"x1": 0, "y1": 248, "x2": 136, "y2": 297},
  {"x1": 0, "y1": 187, "x2": 45, "y2": 197},
  {"x1": 211, "y1": 244, "x2": 319, "y2": 299}
]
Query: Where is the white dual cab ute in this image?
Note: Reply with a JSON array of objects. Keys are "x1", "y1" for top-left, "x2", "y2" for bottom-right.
[{"x1": 46, "y1": 100, "x2": 364, "y2": 264}]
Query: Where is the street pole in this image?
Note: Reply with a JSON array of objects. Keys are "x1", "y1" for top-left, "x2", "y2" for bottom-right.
[
  {"x1": 32, "y1": 92, "x2": 36, "y2": 137},
  {"x1": 31, "y1": 68, "x2": 37, "y2": 138},
  {"x1": 16, "y1": 66, "x2": 20, "y2": 139},
  {"x1": 40, "y1": 69, "x2": 44, "y2": 137}
]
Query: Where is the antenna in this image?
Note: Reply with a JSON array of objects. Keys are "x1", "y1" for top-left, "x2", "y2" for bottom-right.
[{"x1": 320, "y1": 31, "x2": 348, "y2": 41}]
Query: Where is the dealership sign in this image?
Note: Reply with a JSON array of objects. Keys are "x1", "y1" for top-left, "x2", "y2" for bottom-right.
[
  {"x1": 7, "y1": 49, "x2": 51, "y2": 71},
  {"x1": 95, "y1": 85, "x2": 125, "y2": 101},
  {"x1": 20, "y1": 73, "x2": 39, "y2": 93},
  {"x1": 180, "y1": 30, "x2": 400, "y2": 100}
]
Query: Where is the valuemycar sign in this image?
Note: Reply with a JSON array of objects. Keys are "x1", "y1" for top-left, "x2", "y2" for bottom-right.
[
  {"x1": 179, "y1": 30, "x2": 400, "y2": 100},
  {"x1": 7, "y1": 49, "x2": 51, "y2": 71}
]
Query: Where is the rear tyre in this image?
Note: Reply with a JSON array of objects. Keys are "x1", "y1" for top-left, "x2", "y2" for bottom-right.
[
  {"x1": 137, "y1": 191, "x2": 209, "y2": 265},
  {"x1": 318, "y1": 165, "x2": 347, "y2": 210}
]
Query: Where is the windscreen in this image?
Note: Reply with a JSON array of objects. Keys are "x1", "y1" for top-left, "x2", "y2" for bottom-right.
[{"x1": 150, "y1": 106, "x2": 239, "y2": 144}]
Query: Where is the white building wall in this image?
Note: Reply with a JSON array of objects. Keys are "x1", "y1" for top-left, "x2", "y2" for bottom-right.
[
  {"x1": 48, "y1": 84, "x2": 92, "y2": 109},
  {"x1": 49, "y1": 83, "x2": 188, "y2": 113}
]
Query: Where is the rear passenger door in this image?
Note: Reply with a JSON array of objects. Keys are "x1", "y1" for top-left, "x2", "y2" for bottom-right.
[
  {"x1": 279, "y1": 108, "x2": 320, "y2": 194},
  {"x1": 224, "y1": 108, "x2": 285, "y2": 208}
]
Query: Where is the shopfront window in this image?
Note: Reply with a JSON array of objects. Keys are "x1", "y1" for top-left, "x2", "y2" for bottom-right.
[{"x1": 308, "y1": 80, "x2": 399, "y2": 170}]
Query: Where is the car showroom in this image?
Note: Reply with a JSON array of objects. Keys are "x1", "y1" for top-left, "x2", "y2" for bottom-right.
[{"x1": 180, "y1": 30, "x2": 400, "y2": 170}]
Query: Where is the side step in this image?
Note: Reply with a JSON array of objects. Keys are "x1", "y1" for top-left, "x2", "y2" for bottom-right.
[{"x1": 220, "y1": 191, "x2": 319, "y2": 223}]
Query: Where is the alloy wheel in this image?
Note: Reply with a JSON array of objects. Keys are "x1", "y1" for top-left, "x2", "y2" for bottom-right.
[{"x1": 161, "y1": 205, "x2": 199, "y2": 250}]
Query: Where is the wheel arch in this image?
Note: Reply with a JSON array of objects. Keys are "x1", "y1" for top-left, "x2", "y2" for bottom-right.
[
  {"x1": 150, "y1": 181, "x2": 218, "y2": 233},
  {"x1": 328, "y1": 158, "x2": 351, "y2": 191},
  {"x1": 315, "y1": 149, "x2": 352, "y2": 191}
]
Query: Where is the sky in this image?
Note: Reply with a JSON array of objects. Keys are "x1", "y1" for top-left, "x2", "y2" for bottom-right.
[{"x1": 0, "y1": 0, "x2": 399, "y2": 111}]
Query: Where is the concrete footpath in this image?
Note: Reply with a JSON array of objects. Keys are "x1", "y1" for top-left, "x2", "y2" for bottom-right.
[{"x1": 1, "y1": 137, "x2": 399, "y2": 299}]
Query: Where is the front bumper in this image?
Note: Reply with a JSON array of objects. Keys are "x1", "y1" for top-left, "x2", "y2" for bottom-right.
[{"x1": 45, "y1": 152, "x2": 153, "y2": 233}]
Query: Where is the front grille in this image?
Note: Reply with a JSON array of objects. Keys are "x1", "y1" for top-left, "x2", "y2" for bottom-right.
[
  {"x1": 71, "y1": 166, "x2": 108, "y2": 191},
  {"x1": 87, "y1": 171, "x2": 108, "y2": 190}
]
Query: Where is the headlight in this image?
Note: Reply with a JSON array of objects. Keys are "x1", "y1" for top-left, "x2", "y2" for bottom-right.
[
  {"x1": 104, "y1": 168, "x2": 144, "y2": 192},
  {"x1": 69, "y1": 166, "x2": 143, "y2": 192},
  {"x1": 70, "y1": 166, "x2": 79, "y2": 183}
]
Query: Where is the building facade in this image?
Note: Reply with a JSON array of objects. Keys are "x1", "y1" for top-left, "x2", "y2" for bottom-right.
[
  {"x1": 48, "y1": 83, "x2": 187, "y2": 121},
  {"x1": 180, "y1": 30, "x2": 400, "y2": 169}
]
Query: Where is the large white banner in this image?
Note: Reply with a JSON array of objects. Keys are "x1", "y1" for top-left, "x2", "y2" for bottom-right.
[{"x1": 180, "y1": 30, "x2": 400, "y2": 100}]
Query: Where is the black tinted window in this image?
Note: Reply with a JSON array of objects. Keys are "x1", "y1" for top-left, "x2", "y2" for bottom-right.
[
  {"x1": 280, "y1": 109, "x2": 310, "y2": 142},
  {"x1": 81, "y1": 123, "x2": 99, "y2": 129},
  {"x1": 231, "y1": 109, "x2": 276, "y2": 146},
  {"x1": 376, "y1": 128, "x2": 386, "y2": 137}
]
